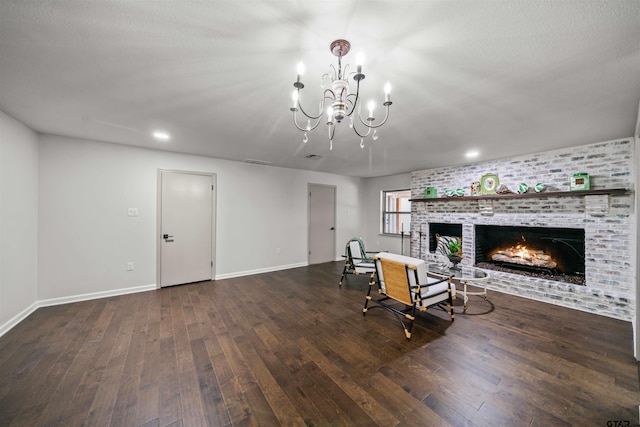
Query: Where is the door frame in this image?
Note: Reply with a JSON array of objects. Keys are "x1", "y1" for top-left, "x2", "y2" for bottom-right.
[
  {"x1": 307, "y1": 183, "x2": 336, "y2": 264},
  {"x1": 156, "y1": 169, "x2": 217, "y2": 288}
]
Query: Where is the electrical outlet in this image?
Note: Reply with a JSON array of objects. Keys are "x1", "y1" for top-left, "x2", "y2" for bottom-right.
[
  {"x1": 126, "y1": 262, "x2": 134, "y2": 271},
  {"x1": 127, "y1": 208, "x2": 138, "y2": 217},
  {"x1": 276, "y1": 247, "x2": 281, "y2": 255}
]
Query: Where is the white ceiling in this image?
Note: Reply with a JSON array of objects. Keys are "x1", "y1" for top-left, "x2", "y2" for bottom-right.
[{"x1": 1, "y1": 1, "x2": 639, "y2": 178}]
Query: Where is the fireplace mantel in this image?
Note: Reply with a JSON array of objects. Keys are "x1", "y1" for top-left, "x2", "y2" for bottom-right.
[{"x1": 410, "y1": 187, "x2": 629, "y2": 202}]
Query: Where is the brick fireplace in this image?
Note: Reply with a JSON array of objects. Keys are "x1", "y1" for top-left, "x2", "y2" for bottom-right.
[{"x1": 410, "y1": 139, "x2": 635, "y2": 320}]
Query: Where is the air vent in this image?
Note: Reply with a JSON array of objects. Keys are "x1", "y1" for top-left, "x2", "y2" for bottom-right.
[
  {"x1": 243, "y1": 158, "x2": 272, "y2": 166},
  {"x1": 304, "y1": 154, "x2": 324, "y2": 159}
]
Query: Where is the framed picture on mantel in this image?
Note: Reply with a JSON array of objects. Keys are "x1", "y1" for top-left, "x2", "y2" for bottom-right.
[{"x1": 480, "y1": 173, "x2": 499, "y2": 195}]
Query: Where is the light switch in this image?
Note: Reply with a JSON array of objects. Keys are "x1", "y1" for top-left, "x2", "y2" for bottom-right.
[{"x1": 128, "y1": 208, "x2": 139, "y2": 217}]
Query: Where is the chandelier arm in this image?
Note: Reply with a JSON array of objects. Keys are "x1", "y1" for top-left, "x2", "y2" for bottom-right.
[
  {"x1": 358, "y1": 104, "x2": 391, "y2": 129},
  {"x1": 344, "y1": 93, "x2": 358, "y2": 115},
  {"x1": 307, "y1": 116, "x2": 323, "y2": 131},
  {"x1": 351, "y1": 117, "x2": 372, "y2": 138},
  {"x1": 345, "y1": 80, "x2": 361, "y2": 117},
  {"x1": 323, "y1": 88, "x2": 336, "y2": 101},
  {"x1": 328, "y1": 65, "x2": 337, "y2": 80},
  {"x1": 292, "y1": 109, "x2": 323, "y2": 132},
  {"x1": 296, "y1": 96, "x2": 324, "y2": 121},
  {"x1": 291, "y1": 111, "x2": 310, "y2": 132},
  {"x1": 297, "y1": 87, "x2": 338, "y2": 120},
  {"x1": 297, "y1": 105, "x2": 323, "y2": 121},
  {"x1": 344, "y1": 96, "x2": 355, "y2": 110}
]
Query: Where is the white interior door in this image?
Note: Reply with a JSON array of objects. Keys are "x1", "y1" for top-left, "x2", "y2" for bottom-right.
[
  {"x1": 308, "y1": 184, "x2": 336, "y2": 264},
  {"x1": 159, "y1": 170, "x2": 214, "y2": 287}
]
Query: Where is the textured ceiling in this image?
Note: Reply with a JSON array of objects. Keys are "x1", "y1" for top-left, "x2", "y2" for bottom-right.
[{"x1": 1, "y1": 0, "x2": 639, "y2": 177}]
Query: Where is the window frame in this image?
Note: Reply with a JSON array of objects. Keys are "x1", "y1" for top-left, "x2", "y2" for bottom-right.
[{"x1": 381, "y1": 189, "x2": 411, "y2": 236}]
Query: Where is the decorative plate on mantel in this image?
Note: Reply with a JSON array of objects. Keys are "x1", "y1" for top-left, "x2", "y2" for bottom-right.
[{"x1": 480, "y1": 173, "x2": 499, "y2": 194}]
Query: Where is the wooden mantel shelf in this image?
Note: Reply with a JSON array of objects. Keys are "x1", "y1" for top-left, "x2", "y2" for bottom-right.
[{"x1": 410, "y1": 188, "x2": 630, "y2": 202}]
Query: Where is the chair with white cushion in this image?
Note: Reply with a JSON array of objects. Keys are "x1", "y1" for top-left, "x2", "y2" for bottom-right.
[
  {"x1": 363, "y1": 252, "x2": 455, "y2": 340},
  {"x1": 339, "y1": 238, "x2": 377, "y2": 287}
]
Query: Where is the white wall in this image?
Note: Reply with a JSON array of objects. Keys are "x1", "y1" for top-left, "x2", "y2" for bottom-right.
[
  {"x1": 635, "y1": 133, "x2": 639, "y2": 359},
  {"x1": 0, "y1": 111, "x2": 39, "y2": 332},
  {"x1": 37, "y1": 135, "x2": 365, "y2": 300},
  {"x1": 361, "y1": 173, "x2": 411, "y2": 255}
]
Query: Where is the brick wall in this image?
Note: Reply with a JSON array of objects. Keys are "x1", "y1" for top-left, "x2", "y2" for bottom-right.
[{"x1": 410, "y1": 139, "x2": 635, "y2": 320}]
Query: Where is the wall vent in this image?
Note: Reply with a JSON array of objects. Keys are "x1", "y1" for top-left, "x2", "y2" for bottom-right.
[{"x1": 243, "y1": 158, "x2": 272, "y2": 166}]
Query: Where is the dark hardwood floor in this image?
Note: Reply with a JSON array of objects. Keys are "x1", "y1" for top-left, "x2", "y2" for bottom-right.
[{"x1": 0, "y1": 262, "x2": 637, "y2": 426}]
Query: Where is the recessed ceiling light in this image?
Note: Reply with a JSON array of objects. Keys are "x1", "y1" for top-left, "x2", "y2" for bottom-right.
[
  {"x1": 465, "y1": 150, "x2": 479, "y2": 158},
  {"x1": 152, "y1": 131, "x2": 170, "y2": 141}
]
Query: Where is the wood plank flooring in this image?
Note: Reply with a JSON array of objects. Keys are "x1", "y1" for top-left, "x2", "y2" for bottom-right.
[{"x1": 0, "y1": 261, "x2": 637, "y2": 426}]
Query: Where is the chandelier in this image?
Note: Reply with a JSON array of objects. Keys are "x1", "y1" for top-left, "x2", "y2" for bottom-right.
[{"x1": 290, "y1": 39, "x2": 392, "y2": 150}]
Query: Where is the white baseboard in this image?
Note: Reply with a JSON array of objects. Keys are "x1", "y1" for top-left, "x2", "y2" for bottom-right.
[
  {"x1": 0, "y1": 301, "x2": 39, "y2": 338},
  {"x1": 215, "y1": 262, "x2": 308, "y2": 280},
  {"x1": 37, "y1": 284, "x2": 157, "y2": 308},
  {"x1": 0, "y1": 284, "x2": 156, "y2": 338}
]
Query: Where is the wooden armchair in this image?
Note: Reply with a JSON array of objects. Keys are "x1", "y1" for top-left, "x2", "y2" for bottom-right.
[{"x1": 363, "y1": 252, "x2": 455, "y2": 340}]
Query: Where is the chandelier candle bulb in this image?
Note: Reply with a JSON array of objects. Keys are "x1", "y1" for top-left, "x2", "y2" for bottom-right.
[
  {"x1": 356, "y1": 52, "x2": 364, "y2": 74},
  {"x1": 384, "y1": 81, "x2": 391, "y2": 103},
  {"x1": 368, "y1": 100, "x2": 375, "y2": 119},
  {"x1": 291, "y1": 91, "x2": 298, "y2": 109},
  {"x1": 294, "y1": 62, "x2": 305, "y2": 89},
  {"x1": 326, "y1": 107, "x2": 334, "y2": 125}
]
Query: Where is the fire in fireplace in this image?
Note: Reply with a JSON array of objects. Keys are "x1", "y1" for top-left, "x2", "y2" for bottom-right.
[
  {"x1": 491, "y1": 240, "x2": 558, "y2": 270},
  {"x1": 475, "y1": 225, "x2": 585, "y2": 285}
]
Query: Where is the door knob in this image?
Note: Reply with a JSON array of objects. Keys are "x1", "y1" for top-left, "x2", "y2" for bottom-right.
[{"x1": 330, "y1": 227, "x2": 335, "y2": 230}]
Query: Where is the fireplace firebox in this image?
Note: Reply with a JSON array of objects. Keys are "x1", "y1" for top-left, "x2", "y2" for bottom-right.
[
  {"x1": 474, "y1": 225, "x2": 585, "y2": 285},
  {"x1": 428, "y1": 223, "x2": 462, "y2": 253}
]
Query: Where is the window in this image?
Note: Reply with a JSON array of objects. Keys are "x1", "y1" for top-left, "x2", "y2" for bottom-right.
[{"x1": 382, "y1": 189, "x2": 411, "y2": 235}]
